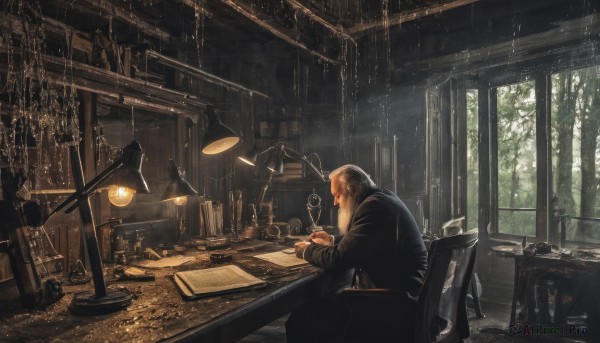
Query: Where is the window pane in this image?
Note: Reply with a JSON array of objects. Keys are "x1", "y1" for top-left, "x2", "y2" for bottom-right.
[
  {"x1": 466, "y1": 90, "x2": 479, "y2": 231},
  {"x1": 497, "y1": 81, "x2": 537, "y2": 236},
  {"x1": 498, "y1": 210, "x2": 536, "y2": 237},
  {"x1": 551, "y1": 66, "x2": 600, "y2": 244}
]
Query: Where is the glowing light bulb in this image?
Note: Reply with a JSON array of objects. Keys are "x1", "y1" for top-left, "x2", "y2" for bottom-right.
[
  {"x1": 172, "y1": 196, "x2": 188, "y2": 206},
  {"x1": 108, "y1": 185, "x2": 135, "y2": 207}
]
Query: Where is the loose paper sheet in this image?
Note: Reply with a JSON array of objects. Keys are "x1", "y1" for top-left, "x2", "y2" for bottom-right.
[
  {"x1": 253, "y1": 251, "x2": 309, "y2": 268},
  {"x1": 138, "y1": 255, "x2": 195, "y2": 269}
]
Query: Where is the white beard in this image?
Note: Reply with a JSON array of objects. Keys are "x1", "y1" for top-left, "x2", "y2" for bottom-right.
[{"x1": 337, "y1": 196, "x2": 358, "y2": 235}]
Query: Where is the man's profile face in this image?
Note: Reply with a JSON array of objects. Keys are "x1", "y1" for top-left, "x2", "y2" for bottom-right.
[
  {"x1": 331, "y1": 177, "x2": 350, "y2": 209},
  {"x1": 331, "y1": 176, "x2": 357, "y2": 234}
]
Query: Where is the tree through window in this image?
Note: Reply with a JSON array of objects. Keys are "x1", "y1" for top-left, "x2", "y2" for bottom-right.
[{"x1": 552, "y1": 66, "x2": 600, "y2": 244}]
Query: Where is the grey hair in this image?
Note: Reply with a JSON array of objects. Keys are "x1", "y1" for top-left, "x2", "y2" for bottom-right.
[{"x1": 329, "y1": 164, "x2": 376, "y2": 198}]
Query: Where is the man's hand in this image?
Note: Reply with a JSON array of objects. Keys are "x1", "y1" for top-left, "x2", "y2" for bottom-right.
[
  {"x1": 308, "y1": 231, "x2": 334, "y2": 246},
  {"x1": 294, "y1": 241, "x2": 311, "y2": 259}
]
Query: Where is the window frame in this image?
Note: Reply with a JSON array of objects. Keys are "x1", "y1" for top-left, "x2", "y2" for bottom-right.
[{"x1": 464, "y1": 60, "x2": 600, "y2": 246}]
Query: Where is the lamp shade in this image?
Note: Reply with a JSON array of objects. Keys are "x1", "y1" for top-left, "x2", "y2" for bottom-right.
[
  {"x1": 238, "y1": 148, "x2": 258, "y2": 166},
  {"x1": 161, "y1": 160, "x2": 198, "y2": 202},
  {"x1": 98, "y1": 141, "x2": 150, "y2": 207},
  {"x1": 201, "y1": 105, "x2": 240, "y2": 154},
  {"x1": 266, "y1": 152, "x2": 284, "y2": 175},
  {"x1": 108, "y1": 141, "x2": 151, "y2": 194}
]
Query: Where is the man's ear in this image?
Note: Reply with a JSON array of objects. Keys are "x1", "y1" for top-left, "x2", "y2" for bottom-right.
[{"x1": 346, "y1": 185, "x2": 358, "y2": 198}]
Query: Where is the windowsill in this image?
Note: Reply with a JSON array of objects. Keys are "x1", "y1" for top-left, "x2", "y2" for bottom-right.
[
  {"x1": 488, "y1": 234, "x2": 522, "y2": 247},
  {"x1": 488, "y1": 233, "x2": 600, "y2": 249}
]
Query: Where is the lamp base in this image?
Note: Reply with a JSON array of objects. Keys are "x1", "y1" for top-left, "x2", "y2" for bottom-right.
[{"x1": 69, "y1": 289, "x2": 132, "y2": 315}]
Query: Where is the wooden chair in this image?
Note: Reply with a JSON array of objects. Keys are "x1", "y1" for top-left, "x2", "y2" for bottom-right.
[{"x1": 336, "y1": 230, "x2": 478, "y2": 343}]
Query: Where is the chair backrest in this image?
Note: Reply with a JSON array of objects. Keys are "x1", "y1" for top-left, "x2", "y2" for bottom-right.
[
  {"x1": 415, "y1": 229, "x2": 478, "y2": 343},
  {"x1": 441, "y1": 216, "x2": 465, "y2": 237}
]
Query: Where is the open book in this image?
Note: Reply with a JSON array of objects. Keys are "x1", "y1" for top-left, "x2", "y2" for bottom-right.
[{"x1": 173, "y1": 265, "x2": 266, "y2": 299}]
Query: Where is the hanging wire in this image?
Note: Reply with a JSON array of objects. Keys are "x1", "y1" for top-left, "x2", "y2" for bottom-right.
[
  {"x1": 306, "y1": 152, "x2": 323, "y2": 173},
  {"x1": 131, "y1": 105, "x2": 135, "y2": 139}
]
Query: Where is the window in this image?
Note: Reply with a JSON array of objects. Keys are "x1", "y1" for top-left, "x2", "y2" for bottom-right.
[
  {"x1": 459, "y1": 66, "x2": 600, "y2": 245},
  {"x1": 446, "y1": 65, "x2": 599, "y2": 244},
  {"x1": 496, "y1": 81, "x2": 537, "y2": 237}
]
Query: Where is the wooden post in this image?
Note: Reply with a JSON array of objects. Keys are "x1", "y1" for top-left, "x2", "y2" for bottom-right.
[
  {"x1": 80, "y1": 92, "x2": 95, "y2": 181},
  {"x1": 477, "y1": 85, "x2": 491, "y2": 238},
  {"x1": 536, "y1": 76, "x2": 551, "y2": 243},
  {"x1": 455, "y1": 80, "x2": 468, "y2": 219}
]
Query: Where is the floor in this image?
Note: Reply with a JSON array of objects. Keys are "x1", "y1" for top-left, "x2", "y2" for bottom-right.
[{"x1": 237, "y1": 299, "x2": 593, "y2": 343}]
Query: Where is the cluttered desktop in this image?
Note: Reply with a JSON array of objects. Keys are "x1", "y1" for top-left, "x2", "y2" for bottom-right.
[
  {"x1": 0, "y1": 225, "x2": 336, "y2": 343},
  {"x1": 0, "y1": 175, "x2": 338, "y2": 343}
]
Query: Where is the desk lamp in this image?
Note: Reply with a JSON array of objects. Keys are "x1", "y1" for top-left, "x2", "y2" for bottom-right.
[
  {"x1": 265, "y1": 147, "x2": 285, "y2": 175},
  {"x1": 161, "y1": 159, "x2": 198, "y2": 205},
  {"x1": 161, "y1": 159, "x2": 198, "y2": 241},
  {"x1": 201, "y1": 105, "x2": 240, "y2": 155},
  {"x1": 27, "y1": 141, "x2": 150, "y2": 314},
  {"x1": 238, "y1": 147, "x2": 258, "y2": 166},
  {"x1": 238, "y1": 142, "x2": 326, "y2": 211}
]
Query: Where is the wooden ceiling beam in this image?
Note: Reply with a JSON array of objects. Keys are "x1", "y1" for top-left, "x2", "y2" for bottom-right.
[
  {"x1": 178, "y1": 0, "x2": 214, "y2": 19},
  {"x1": 0, "y1": 13, "x2": 93, "y2": 61},
  {"x1": 211, "y1": 0, "x2": 339, "y2": 65},
  {"x1": 283, "y1": 0, "x2": 355, "y2": 43},
  {"x1": 145, "y1": 49, "x2": 271, "y2": 99},
  {"x1": 0, "y1": 9, "x2": 206, "y2": 118},
  {"x1": 349, "y1": 0, "x2": 479, "y2": 37},
  {"x1": 48, "y1": 0, "x2": 171, "y2": 42},
  {"x1": 0, "y1": 45, "x2": 206, "y2": 121},
  {"x1": 400, "y1": 13, "x2": 600, "y2": 81}
]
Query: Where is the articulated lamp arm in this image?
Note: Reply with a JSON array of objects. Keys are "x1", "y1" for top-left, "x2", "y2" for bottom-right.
[
  {"x1": 282, "y1": 146, "x2": 326, "y2": 182},
  {"x1": 244, "y1": 142, "x2": 327, "y2": 214}
]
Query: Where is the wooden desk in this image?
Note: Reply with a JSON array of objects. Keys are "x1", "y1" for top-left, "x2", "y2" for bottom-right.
[
  {"x1": 0, "y1": 240, "x2": 334, "y2": 343},
  {"x1": 491, "y1": 245, "x2": 600, "y2": 327}
]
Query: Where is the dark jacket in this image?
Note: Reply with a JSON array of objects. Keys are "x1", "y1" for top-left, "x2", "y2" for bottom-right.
[{"x1": 302, "y1": 188, "x2": 428, "y2": 296}]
